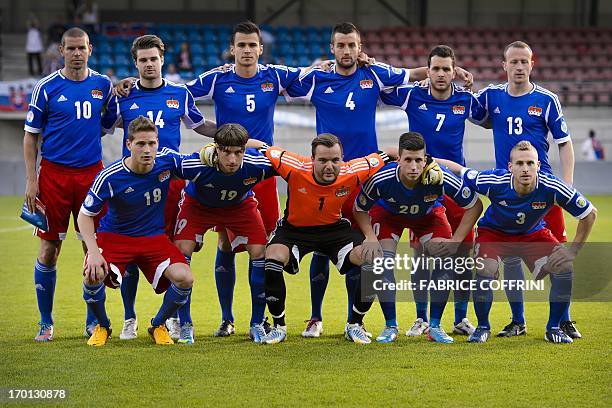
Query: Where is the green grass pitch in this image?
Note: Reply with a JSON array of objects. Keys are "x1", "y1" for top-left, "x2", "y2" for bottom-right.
[{"x1": 0, "y1": 195, "x2": 610, "y2": 406}]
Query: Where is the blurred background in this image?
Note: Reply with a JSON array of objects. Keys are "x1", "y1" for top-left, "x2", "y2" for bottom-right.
[{"x1": 0, "y1": 0, "x2": 610, "y2": 195}]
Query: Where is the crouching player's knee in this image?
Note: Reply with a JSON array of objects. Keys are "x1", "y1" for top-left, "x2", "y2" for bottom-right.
[{"x1": 165, "y1": 263, "x2": 194, "y2": 289}]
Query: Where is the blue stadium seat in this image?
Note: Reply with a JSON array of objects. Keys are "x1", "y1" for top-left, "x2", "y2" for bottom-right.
[
  {"x1": 114, "y1": 54, "x2": 131, "y2": 67},
  {"x1": 191, "y1": 43, "x2": 204, "y2": 55},
  {"x1": 98, "y1": 43, "x2": 113, "y2": 54},
  {"x1": 204, "y1": 43, "x2": 219, "y2": 54},
  {"x1": 98, "y1": 53, "x2": 114, "y2": 65},
  {"x1": 192, "y1": 55, "x2": 205, "y2": 67},
  {"x1": 113, "y1": 42, "x2": 129, "y2": 54},
  {"x1": 115, "y1": 67, "x2": 130, "y2": 78}
]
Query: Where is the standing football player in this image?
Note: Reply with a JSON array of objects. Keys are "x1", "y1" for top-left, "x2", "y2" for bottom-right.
[
  {"x1": 102, "y1": 34, "x2": 215, "y2": 342},
  {"x1": 284, "y1": 22, "x2": 473, "y2": 338},
  {"x1": 380, "y1": 45, "x2": 486, "y2": 338},
  {"x1": 475, "y1": 41, "x2": 579, "y2": 339},
  {"x1": 24, "y1": 27, "x2": 113, "y2": 341}
]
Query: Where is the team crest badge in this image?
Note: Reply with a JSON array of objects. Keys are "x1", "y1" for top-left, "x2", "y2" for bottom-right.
[
  {"x1": 360, "y1": 79, "x2": 373, "y2": 89},
  {"x1": 335, "y1": 186, "x2": 350, "y2": 197},
  {"x1": 466, "y1": 170, "x2": 478, "y2": 179},
  {"x1": 452, "y1": 105, "x2": 465, "y2": 115},
  {"x1": 461, "y1": 187, "x2": 471, "y2": 199},
  {"x1": 531, "y1": 201, "x2": 547, "y2": 210},
  {"x1": 84, "y1": 194, "x2": 94, "y2": 207},
  {"x1": 261, "y1": 82, "x2": 274, "y2": 92},
  {"x1": 270, "y1": 149, "x2": 282, "y2": 158},
  {"x1": 159, "y1": 170, "x2": 171, "y2": 182},
  {"x1": 359, "y1": 195, "x2": 367, "y2": 206},
  {"x1": 243, "y1": 177, "x2": 257, "y2": 185},
  {"x1": 368, "y1": 157, "x2": 380, "y2": 167},
  {"x1": 166, "y1": 99, "x2": 179, "y2": 109},
  {"x1": 26, "y1": 110, "x2": 34, "y2": 123},
  {"x1": 528, "y1": 106, "x2": 542, "y2": 116},
  {"x1": 576, "y1": 196, "x2": 587, "y2": 208},
  {"x1": 424, "y1": 194, "x2": 438, "y2": 202},
  {"x1": 91, "y1": 89, "x2": 103, "y2": 99}
]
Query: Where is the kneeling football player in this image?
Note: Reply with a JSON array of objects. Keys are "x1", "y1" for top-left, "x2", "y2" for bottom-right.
[
  {"x1": 78, "y1": 116, "x2": 204, "y2": 346},
  {"x1": 438, "y1": 140, "x2": 597, "y2": 343},
  {"x1": 352, "y1": 132, "x2": 482, "y2": 344},
  {"x1": 173, "y1": 123, "x2": 277, "y2": 343}
]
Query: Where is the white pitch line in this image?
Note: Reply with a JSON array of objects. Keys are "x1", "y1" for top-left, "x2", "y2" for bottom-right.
[{"x1": 0, "y1": 225, "x2": 33, "y2": 233}]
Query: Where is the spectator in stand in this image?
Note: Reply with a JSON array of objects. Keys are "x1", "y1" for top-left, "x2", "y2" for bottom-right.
[
  {"x1": 105, "y1": 68, "x2": 119, "y2": 85},
  {"x1": 26, "y1": 18, "x2": 44, "y2": 76},
  {"x1": 583, "y1": 130, "x2": 605, "y2": 161},
  {"x1": 77, "y1": 0, "x2": 99, "y2": 33},
  {"x1": 43, "y1": 42, "x2": 63, "y2": 75},
  {"x1": 164, "y1": 63, "x2": 182, "y2": 83},
  {"x1": 177, "y1": 42, "x2": 192, "y2": 72}
]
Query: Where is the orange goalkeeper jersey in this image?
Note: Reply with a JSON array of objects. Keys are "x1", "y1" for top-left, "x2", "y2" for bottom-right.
[{"x1": 263, "y1": 146, "x2": 389, "y2": 227}]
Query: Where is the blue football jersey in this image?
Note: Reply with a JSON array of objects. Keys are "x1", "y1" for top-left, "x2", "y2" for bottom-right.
[
  {"x1": 102, "y1": 79, "x2": 205, "y2": 156},
  {"x1": 461, "y1": 168, "x2": 593, "y2": 235},
  {"x1": 24, "y1": 69, "x2": 113, "y2": 167},
  {"x1": 355, "y1": 163, "x2": 477, "y2": 218},
  {"x1": 183, "y1": 148, "x2": 275, "y2": 208},
  {"x1": 381, "y1": 83, "x2": 487, "y2": 166},
  {"x1": 81, "y1": 148, "x2": 199, "y2": 236},
  {"x1": 475, "y1": 83, "x2": 570, "y2": 174},
  {"x1": 284, "y1": 63, "x2": 411, "y2": 160},
  {"x1": 186, "y1": 64, "x2": 302, "y2": 145}
]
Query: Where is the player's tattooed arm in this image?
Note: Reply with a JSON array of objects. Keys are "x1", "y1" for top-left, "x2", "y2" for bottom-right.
[
  {"x1": 23, "y1": 131, "x2": 39, "y2": 213},
  {"x1": 113, "y1": 77, "x2": 137, "y2": 97}
]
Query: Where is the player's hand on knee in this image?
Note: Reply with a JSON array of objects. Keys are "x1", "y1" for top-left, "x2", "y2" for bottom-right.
[
  {"x1": 24, "y1": 178, "x2": 38, "y2": 213},
  {"x1": 421, "y1": 155, "x2": 444, "y2": 185},
  {"x1": 479, "y1": 258, "x2": 500, "y2": 279},
  {"x1": 199, "y1": 142, "x2": 219, "y2": 168},
  {"x1": 361, "y1": 238, "x2": 383, "y2": 264},
  {"x1": 426, "y1": 237, "x2": 459, "y2": 257},
  {"x1": 85, "y1": 251, "x2": 108, "y2": 283},
  {"x1": 546, "y1": 245, "x2": 575, "y2": 273}
]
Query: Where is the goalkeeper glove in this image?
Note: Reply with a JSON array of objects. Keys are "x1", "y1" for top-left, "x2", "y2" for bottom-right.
[
  {"x1": 421, "y1": 155, "x2": 443, "y2": 185},
  {"x1": 199, "y1": 142, "x2": 218, "y2": 168}
]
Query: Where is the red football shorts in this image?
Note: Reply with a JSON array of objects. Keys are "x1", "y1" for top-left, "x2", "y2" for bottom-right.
[
  {"x1": 87, "y1": 232, "x2": 187, "y2": 294},
  {"x1": 475, "y1": 227, "x2": 560, "y2": 278},
  {"x1": 36, "y1": 159, "x2": 104, "y2": 241},
  {"x1": 174, "y1": 194, "x2": 268, "y2": 251},
  {"x1": 543, "y1": 204, "x2": 567, "y2": 242},
  {"x1": 369, "y1": 205, "x2": 452, "y2": 249},
  {"x1": 164, "y1": 178, "x2": 187, "y2": 238}
]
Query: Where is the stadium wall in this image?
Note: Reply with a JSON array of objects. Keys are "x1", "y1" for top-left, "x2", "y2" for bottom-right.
[
  {"x1": 2, "y1": 0, "x2": 612, "y2": 33},
  {"x1": 1, "y1": 105, "x2": 611, "y2": 196}
]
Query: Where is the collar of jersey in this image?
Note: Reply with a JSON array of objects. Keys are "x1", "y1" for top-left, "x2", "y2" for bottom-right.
[
  {"x1": 135, "y1": 79, "x2": 166, "y2": 91},
  {"x1": 330, "y1": 63, "x2": 359, "y2": 78},
  {"x1": 228, "y1": 64, "x2": 263, "y2": 83},
  {"x1": 121, "y1": 156, "x2": 155, "y2": 175},
  {"x1": 504, "y1": 82, "x2": 536, "y2": 97},
  {"x1": 57, "y1": 68, "x2": 92, "y2": 81},
  {"x1": 427, "y1": 83, "x2": 456, "y2": 97}
]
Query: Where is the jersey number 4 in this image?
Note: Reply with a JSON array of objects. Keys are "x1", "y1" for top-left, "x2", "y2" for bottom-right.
[{"x1": 147, "y1": 110, "x2": 165, "y2": 128}]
